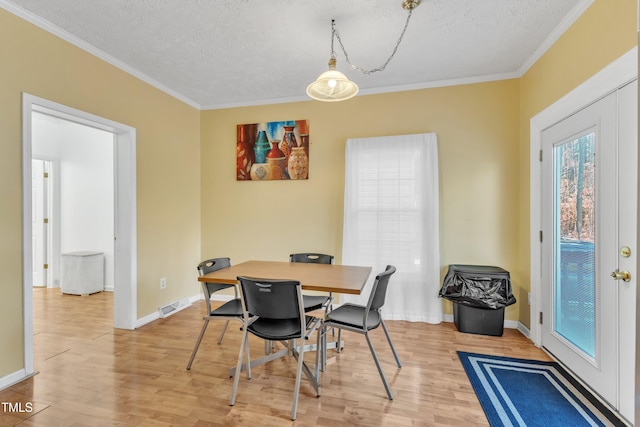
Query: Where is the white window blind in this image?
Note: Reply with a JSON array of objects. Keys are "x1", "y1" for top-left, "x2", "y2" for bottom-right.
[{"x1": 342, "y1": 133, "x2": 442, "y2": 323}]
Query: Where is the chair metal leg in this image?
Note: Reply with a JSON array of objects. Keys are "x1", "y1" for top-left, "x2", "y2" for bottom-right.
[
  {"x1": 315, "y1": 321, "x2": 327, "y2": 382},
  {"x1": 322, "y1": 323, "x2": 331, "y2": 370},
  {"x1": 380, "y1": 319, "x2": 402, "y2": 368},
  {"x1": 228, "y1": 331, "x2": 252, "y2": 379},
  {"x1": 315, "y1": 324, "x2": 321, "y2": 378},
  {"x1": 316, "y1": 322, "x2": 337, "y2": 370},
  {"x1": 264, "y1": 339, "x2": 277, "y2": 355},
  {"x1": 216, "y1": 320, "x2": 230, "y2": 344},
  {"x1": 291, "y1": 338, "x2": 305, "y2": 420},
  {"x1": 230, "y1": 328, "x2": 249, "y2": 406},
  {"x1": 320, "y1": 325, "x2": 325, "y2": 372},
  {"x1": 228, "y1": 346, "x2": 290, "y2": 377},
  {"x1": 245, "y1": 333, "x2": 251, "y2": 379},
  {"x1": 186, "y1": 319, "x2": 209, "y2": 370},
  {"x1": 323, "y1": 324, "x2": 328, "y2": 371},
  {"x1": 364, "y1": 333, "x2": 394, "y2": 400},
  {"x1": 325, "y1": 293, "x2": 335, "y2": 337}
]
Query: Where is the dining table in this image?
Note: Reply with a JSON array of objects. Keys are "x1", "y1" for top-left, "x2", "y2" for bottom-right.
[
  {"x1": 197, "y1": 260, "x2": 372, "y2": 379},
  {"x1": 197, "y1": 260, "x2": 372, "y2": 294}
]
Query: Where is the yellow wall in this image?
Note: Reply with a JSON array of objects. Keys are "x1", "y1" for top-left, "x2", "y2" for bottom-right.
[
  {"x1": 517, "y1": 0, "x2": 637, "y2": 327},
  {"x1": 0, "y1": 9, "x2": 201, "y2": 377},
  {"x1": 0, "y1": 0, "x2": 635, "y2": 382},
  {"x1": 201, "y1": 0, "x2": 638, "y2": 329},
  {"x1": 200, "y1": 81, "x2": 521, "y2": 318}
]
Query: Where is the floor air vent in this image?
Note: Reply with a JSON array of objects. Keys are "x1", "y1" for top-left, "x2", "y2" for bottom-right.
[{"x1": 158, "y1": 297, "x2": 191, "y2": 318}]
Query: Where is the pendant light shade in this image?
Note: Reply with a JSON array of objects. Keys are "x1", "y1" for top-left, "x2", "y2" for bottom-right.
[{"x1": 306, "y1": 58, "x2": 359, "y2": 102}]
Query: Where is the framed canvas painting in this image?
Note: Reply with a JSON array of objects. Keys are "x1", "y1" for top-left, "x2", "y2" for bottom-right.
[{"x1": 236, "y1": 119, "x2": 309, "y2": 181}]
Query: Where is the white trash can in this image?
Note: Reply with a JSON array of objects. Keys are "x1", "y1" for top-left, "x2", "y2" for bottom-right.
[{"x1": 61, "y1": 251, "x2": 104, "y2": 295}]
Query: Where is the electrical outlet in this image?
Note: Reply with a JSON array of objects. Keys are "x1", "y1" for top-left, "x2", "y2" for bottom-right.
[{"x1": 160, "y1": 277, "x2": 167, "y2": 289}]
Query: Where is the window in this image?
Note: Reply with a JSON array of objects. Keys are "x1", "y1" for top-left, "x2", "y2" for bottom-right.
[{"x1": 342, "y1": 133, "x2": 442, "y2": 323}]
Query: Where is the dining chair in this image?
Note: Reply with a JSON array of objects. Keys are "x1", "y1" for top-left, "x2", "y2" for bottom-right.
[
  {"x1": 289, "y1": 253, "x2": 334, "y2": 312},
  {"x1": 320, "y1": 265, "x2": 401, "y2": 399},
  {"x1": 230, "y1": 276, "x2": 321, "y2": 421},
  {"x1": 186, "y1": 257, "x2": 246, "y2": 370}
]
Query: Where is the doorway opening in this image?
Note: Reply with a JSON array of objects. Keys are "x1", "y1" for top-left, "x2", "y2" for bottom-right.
[
  {"x1": 32, "y1": 114, "x2": 115, "y2": 292},
  {"x1": 22, "y1": 94, "x2": 138, "y2": 377}
]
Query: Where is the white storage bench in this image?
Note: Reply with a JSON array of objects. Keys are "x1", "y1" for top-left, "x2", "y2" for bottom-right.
[{"x1": 61, "y1": 251, "x2": 105, "y2": 295}]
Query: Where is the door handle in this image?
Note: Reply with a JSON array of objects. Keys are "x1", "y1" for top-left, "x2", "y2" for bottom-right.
[{"x1": 611, "y1": 270, "x2": 631, "y2": 282}]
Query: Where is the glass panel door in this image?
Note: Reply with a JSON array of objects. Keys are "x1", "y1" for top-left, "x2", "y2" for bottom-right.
[
  {"x1": 540, "y1": 79, "x2": 637, "y2": 423},
  {"x1": 553, "y1": 133, "x2": 595, "y2": 358},
  {"x1": 541, "y1": 91, "x2": 617, "y2": 407}
]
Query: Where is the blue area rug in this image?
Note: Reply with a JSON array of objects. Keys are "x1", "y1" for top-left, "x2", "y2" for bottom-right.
[{"x1": 457, "y1": 352, "x2": 624, "y2": 427}]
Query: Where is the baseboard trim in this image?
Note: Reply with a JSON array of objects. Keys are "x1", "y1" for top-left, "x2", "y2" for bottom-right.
[
  {"x1": 134, "y1": 292, "x2": 212, "y2": 328},
  {"x1": 442, "y1": 313, "x2": 526, "y2": 332},
  {"x1": 517, "y1": 321, "x2": 531, "y2": 338},
  {"x1": 135, "y1": 311, "x2": 159, "y2": 328},
  {"x1": 0, "y1": 369, "x2": 36, "y2": 392},
  {"x1": 141, "y1": 294, "x2": 533, "y2": 338}
]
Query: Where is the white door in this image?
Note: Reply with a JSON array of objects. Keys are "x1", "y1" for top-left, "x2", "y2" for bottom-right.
[
  {"x1": 31, "y1": 159, "x2": 49, "y2": 287},
  {"x1": 541, "y1": 81, "x2": 637, "y2": 419}
]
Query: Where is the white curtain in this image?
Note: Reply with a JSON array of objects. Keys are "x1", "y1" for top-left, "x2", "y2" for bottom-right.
[{"x1": 341, "y1": 133, "x2": 442, "y2": 324}]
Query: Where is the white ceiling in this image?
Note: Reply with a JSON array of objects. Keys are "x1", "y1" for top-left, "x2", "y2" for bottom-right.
[{"x1": 2, "y1": 0, "x2": 588, "y2": 109}]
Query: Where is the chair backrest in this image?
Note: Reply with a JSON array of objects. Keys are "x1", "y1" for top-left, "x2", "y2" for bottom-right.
[
  {"x1": 197, "y1": 257, "x2": 231, "y2": 276},
  {"x1": 197, "y1": 258, "x2": 233, "y2": 311},
  {"x1": 237, "y1": 276, "x2": 302, "y2": 320},
  {"x1": 289, "y1": 253, "x2": 334, "y2": 264},
  {"x1": 366, "y1": 265, "x2": 397, "y2": 312}
]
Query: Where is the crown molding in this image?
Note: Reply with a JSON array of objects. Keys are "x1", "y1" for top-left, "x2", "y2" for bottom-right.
[
  {"x1": 200, "y1": 71, "x2": 521, "y2": 110},
  {"x1": 517, "y1": 0, "x2": 595, "y2": 76},
  {"x1": 0, "y1": 0, "x2": 201, "y2": 110},
  {"x1": 1, "y1": 0, "x2": 595, "y2": 111}
]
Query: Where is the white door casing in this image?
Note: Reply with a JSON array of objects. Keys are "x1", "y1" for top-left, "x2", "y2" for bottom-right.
[
  {"x1": 616, "y1": 79, "x2": 637, "y2": 421},
  {"x1": 31, "y1": 158, "x2": 54, "y2": 288},
  {"x1": 31, "y1": 159, "x2": 45, "y2": 287},
  {"x1": 530, "y1": 47, "x2": 637, "y2": 423},
  {"x1": 21, "y1": 94, "x2": 138, "y2": 377}
]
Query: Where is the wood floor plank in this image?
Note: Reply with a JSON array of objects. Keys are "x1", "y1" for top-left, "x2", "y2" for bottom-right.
[{"x1": 0, "y1": 288, "x2": 550, "y2": 426}]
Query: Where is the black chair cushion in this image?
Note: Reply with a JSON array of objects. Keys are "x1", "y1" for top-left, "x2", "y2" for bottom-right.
[
  {"x1": 303, "y1": 295, "x2": 330, "y2": 311},
  {"x1": 205, "y1": 282, "x2": 234, "y2": 294},
  {"x1": 210, "y1": 298, "x2": 243, "y2": 317},
  {"x1": 325, "y1": 303, "x2": 381, "y2": 331},
  {"x1": 247, "y1": 318, "x2": 302, "y2": 341}
]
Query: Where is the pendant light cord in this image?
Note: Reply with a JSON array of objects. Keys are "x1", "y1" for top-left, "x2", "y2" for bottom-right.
[{"x1": 331, "y1": 9, "x2": 415, "y2": 75}]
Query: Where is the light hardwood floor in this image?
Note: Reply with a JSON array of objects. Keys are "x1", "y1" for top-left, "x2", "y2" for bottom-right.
[{"x1": 0, "y1": 288, "x2": 550, "y2": 426}]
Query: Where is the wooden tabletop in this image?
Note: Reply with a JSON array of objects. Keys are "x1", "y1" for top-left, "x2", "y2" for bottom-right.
[{"x1": 198, "y1": 260, "x2": 372, "y2": 295}]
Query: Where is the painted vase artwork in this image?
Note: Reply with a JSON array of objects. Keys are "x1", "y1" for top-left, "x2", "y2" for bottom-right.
[
  {"x1": 266, "y1": 140, "x2": 286, "y2": 180},
  {"x1": 236, "y1": 123, "x2": 256, "y2": 180},
  {"x1": 287, "y1": 147, "x2": 308, "y2": 180},
  {"x1": 236, "y1": 120, "x2": 309, "y2": 181},
  {"x1": 253, "y1": 129, "x2": 270, "y2": 164}
]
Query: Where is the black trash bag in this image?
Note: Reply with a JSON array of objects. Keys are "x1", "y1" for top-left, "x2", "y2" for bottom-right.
[{"x1": 439, "y1": 264, "x2": 516, "y2": 309}]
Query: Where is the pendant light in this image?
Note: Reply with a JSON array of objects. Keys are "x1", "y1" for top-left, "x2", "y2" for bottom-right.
[
  {"x1": 306, "y1": 0, "x2": 421, "y2": 102},
  {"x1": 305, "y1": 35, "x2": 359, "y2": 102}
]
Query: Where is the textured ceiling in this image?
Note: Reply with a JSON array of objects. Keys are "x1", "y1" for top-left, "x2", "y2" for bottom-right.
[{"x1": 2, "y1": 0, "x2": 587, "y2": 109}]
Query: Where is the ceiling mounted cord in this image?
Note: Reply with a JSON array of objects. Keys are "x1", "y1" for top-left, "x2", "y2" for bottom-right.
[
  {"x1": 306, "y1": 0, "x2": 422, "y2": 102},
  {"x1": 333, "y1": 0, "x2": 419, "y2": 75}
]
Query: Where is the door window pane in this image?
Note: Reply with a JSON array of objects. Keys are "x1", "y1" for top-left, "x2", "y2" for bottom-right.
[{"x1": 554, "y1": 133, "x2": 595, "y2": 358}]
